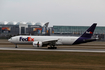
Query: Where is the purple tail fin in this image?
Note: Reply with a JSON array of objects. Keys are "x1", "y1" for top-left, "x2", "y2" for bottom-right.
[
  {"x1": 80, "y1": 23, "x2": 97, "y2": 38},
  {"x1": 73, "y1": 23, "x2": 97, "y2": 45}
]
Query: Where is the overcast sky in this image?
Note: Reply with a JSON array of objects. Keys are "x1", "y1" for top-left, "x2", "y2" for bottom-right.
[{"x1": 0, "y1": 0, "x2": 105, "y2": 26}]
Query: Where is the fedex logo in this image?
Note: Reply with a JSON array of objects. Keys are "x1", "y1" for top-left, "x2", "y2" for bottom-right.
[
  {"x1": 86, "y1": 31, "x2": 93, "y2": 34},
  {"x1": 19, "y1": 37, "x2": 34, "y2": 41}
]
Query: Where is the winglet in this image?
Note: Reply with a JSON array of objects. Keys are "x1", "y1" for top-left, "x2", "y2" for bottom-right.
[{"x1": 80, "y1": 23, "x2": 97, "y2": 38}]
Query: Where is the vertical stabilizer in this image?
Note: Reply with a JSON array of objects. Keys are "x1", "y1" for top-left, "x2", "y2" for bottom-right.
[
  {"x1": 73, "y1": 23, "x2": 97, "y2": 45},
  {"x1": 80, "y1": 23, "x2": 97, "y2": 38}
]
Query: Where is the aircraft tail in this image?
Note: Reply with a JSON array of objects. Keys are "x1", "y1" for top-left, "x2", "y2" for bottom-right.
[
  {"x1": 80, "y1": 23, "x2": 97, "y2": 38},
  {"x1": 73, "y1": 23, "x2": 97, "y2": 45}
]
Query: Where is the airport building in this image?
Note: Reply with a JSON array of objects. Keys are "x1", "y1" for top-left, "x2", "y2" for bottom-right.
[{"x1": 0, "y1": 21, "x2": 49, "y2": 37}]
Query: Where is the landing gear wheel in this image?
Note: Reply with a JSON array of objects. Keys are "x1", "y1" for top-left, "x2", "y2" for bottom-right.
[
  {"x1": 54, "y1": 47, "x2": 57, "y2": 49},
  {"x1": 48, "y1": 47, "x2": 57, "y2": 49}
]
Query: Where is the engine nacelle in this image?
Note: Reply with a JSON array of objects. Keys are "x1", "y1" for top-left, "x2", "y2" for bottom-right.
[{"x1": 33, "y1": 41, "x2": 42, "y2": 47}]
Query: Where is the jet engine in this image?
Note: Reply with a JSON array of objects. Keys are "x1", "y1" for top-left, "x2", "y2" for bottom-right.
[{"x1": 33, "y1": 41, "x2": 42, "y2": 47}]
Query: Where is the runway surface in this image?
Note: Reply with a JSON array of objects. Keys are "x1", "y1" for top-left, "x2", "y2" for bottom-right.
[{"x1": 0, "y1": 47, "x2": 105, "y2": 53}]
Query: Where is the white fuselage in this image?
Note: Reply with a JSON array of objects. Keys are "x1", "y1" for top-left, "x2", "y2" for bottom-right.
[{"x1": 8, "y1": 36, "x2": 79, "y2": 45}]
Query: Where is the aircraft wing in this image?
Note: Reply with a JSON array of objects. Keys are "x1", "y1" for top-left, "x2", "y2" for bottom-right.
[{"x1": 42, "y1": 39, "x2": 58, "y2": 44}]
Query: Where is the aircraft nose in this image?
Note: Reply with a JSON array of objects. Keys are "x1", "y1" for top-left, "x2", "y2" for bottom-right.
[{"x1": 8, "y1": 39, "x2": 11, "y2": 42}]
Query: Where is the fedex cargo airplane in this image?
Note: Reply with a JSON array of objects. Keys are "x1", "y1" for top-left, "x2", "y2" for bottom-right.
[{"x1": 8, "y1": 23, "x2": 97, "y2": 49}]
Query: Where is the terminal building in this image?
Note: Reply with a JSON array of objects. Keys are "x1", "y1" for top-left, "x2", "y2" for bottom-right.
[{"x1": 0, "y1": 21, "x2": 49, "y2": 37}]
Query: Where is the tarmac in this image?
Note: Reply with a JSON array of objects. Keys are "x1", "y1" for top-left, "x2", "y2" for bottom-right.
[{"x1": 0, "y1": 47, "x2": 105, "y2": 53}]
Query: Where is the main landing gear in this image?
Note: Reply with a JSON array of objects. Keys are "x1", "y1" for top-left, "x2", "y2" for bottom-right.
[
  {"x1": 48, "y1": 47, "x2": 57, "y2": 49},
  {"x1": 48, "y1": 43, "x2": 57, "y2": 49}
]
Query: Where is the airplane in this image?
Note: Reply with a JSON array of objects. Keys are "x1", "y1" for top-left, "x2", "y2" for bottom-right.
[{"x1": 8, "y1": 23, "x2": 97, "y2": 49}]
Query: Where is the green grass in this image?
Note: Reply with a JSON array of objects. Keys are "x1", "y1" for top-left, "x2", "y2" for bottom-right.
[{"x1": 0, "y1": 51, "x2": 105, "y2": 70}]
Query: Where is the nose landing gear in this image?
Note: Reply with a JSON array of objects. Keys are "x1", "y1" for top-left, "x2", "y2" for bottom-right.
[{"x1": 15, "y1": 44, "x2": 18, "y2": 48}]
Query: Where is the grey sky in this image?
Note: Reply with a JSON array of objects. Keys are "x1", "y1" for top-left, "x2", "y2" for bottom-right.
[{"x1": 0, "y1": 0, "x2": 105, "y2": 26}]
